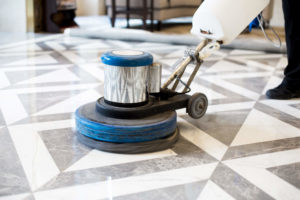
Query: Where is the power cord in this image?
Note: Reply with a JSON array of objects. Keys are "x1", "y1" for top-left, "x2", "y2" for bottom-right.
[{"x1": 257, "y1": 13, "x2": 282, "y2": 48}]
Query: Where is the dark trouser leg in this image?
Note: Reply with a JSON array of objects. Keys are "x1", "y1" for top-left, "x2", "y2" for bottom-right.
[{"x1": 282, "y1": 0, "x2": 300, "y2": 88}]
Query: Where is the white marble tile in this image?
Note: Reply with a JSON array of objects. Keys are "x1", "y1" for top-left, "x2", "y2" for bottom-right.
[
  {"x1": 17, "y1": 69, "x2": 80, "y2": 85},
  {"x1": 197, "y1": 180, "x2": 235, "y2": 200},
  {"x1": 33, "y1": 89, "x2": 100, "y2": 116},
  {"x1": 0, "y1": 83, "x2": 100, "y2": 95},
  {"x1": 178, "y1": 117, "x2": 228, "y2": 160},
  {"x1": 231, "y1": 109, "x2": 300, "y2": 146},
  {"x1": 262, "y1": 75, "x2": 283, "y2": 93},
  {"x1": 72, "y1": 41, "x2": 110, "y2": 50},
  {"x1": 190, "y1": 83, "x2": 226, "y2": 100},
  {"x1": 6, "y1": 55, "x2": 58, "y2": 66},
  {"x1": 34, "y1": 163, "x2": 218, "y2": 200},
  {"x1": 77, "y1": 63, "x2": 105, "y2": 82},
  {"x1": 0, "y1": 71, "x2": 10, "y2": 89},
  {"x1": 205, "y1": 60, "x2": 250, "y2": 73},
  {"x1": 0, "y1": 193, "x2": 31, "y2": 200},
  {"x1": 8, "y1": 121, "x2": 73, "y2": 190},
  {"x1": 0, "y1": 94, "x2": 28, "y2": 125},
  {"x1": 224, "y1": 148, "x2": 300, "y2": 200},
  {"x1": 1, "y1": 64, "x2": 73, "y2": 72},
  {"x1": 206, "y1": 101, "x2": 256, "y2": 113},
  {"x1": 229, "y1": 49, "x2": 264, "y2": 55},
  {"x1": 44, "y1": 41, "x2": 66, "y2": 51},
  {"x1": 202, "y1": 76, "x2": 260, "y2": 100},
  {"x1": 65, "y1": 149, "x2": 177, "y2": 172},
  {"x1": 0, "y1": 44, "x2": 42, "y2": 53},
  {"x1": 260, "y1": 99, "x2": 300, "y2": 119},
  {"x1": 59, "y1": 51, "x2": 87, "y2": 64}
]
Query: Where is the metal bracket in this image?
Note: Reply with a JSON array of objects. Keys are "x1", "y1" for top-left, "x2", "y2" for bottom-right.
[{"x1": 162, "y1": 39, "x2": 220, "y2": 93}]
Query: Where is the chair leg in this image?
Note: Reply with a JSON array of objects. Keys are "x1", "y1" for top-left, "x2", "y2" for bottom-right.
[
  {"x1": 150, "y1": 0, "x2": 154, "y2": 31},
  {"x1": 157, "y1": 20, "x2": 162, "y2": 31},
  {"x1": 126, "y1": 0, "x2": 130, "y2": 28},
  {"x1": 111, "y1": 0, "x2": 116, "y2": 27},
  {"x1": 142, "y1": 0, "x2": 148, "y2": 30}
]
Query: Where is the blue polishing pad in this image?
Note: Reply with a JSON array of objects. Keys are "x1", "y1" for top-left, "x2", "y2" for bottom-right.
[{"x1": 75, "y1": 102, "x2": 177, "y2": 143}]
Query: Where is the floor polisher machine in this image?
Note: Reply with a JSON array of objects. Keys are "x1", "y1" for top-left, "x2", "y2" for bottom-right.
[{"x1": 75, "y1": 0, "x2": 270, "y2": 153}]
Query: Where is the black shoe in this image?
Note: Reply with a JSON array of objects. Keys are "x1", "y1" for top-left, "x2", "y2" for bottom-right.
[{"x1": 266, "y1": 81, "x2": 300, "y2": 100}]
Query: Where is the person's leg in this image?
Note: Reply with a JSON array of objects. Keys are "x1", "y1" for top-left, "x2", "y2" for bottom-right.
[{"x1": 266, "y1": 0, "x2": 300, "y2": 99}]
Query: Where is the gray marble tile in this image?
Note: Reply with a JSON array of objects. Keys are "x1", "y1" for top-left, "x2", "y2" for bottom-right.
[
  {"x1": 18, "y1": 90, "x2": 82, "y2": 115},
  {"x1": 290, "y1": 103, "x2": 300, "y2": 110},
  {"x1": 0, "y1": 110, "x2": 5, "y2": 126},
  {"x1": 211, "y1": 163, "x2": 274, "y2": 200},
  {"x1": 227, "y1": 76, "x2": 270, "y2": 93},
  {"x1": 4, "y1": 81, "x2": 86, "y2": 90},
  {"x1": 0, "y1": 55, "x2": 38, "y2": 66},
  {"x1": 22, "y1": 194, "x2": 35, "y2": 200},
  {"x1": 39, "y1": 128, "x2": 91, "y2": 171},
  {"x1": 223, "y1": 137, "x2": 300, "y2": 160},
  {"x1": 48, "y1": 51, "x2": 72, "y2": 65},
  {"x1": 5, "y1": 70, "x2": 54, "y2": 85},
  {"x1": 192, "y1": 76, "x2": 252, "y2": 101},
  {"x1": 112, "y1": 180, "x2": 207, "y2": 200},
  {"x1": 182, "y1": 109, "x2": 250, "y2": 146},
  {"x1": 0, "y1": 128, "x2": 31, "y2": 196},
  {"x1": 68, "y1": 66, "x2": 102, "y2": 83},
  {"x1": 39, "y1": 137, "x2": 216, "y2": 191},
  {"x1": 249, "y1": 57, "x2": 282, "y2": 67},
  {"x1": 14, "y1": 113, "x2": 73, "y2": 125},
  {"x1": 268, "y1": 162, "x2": 300, "y2": 190},
  {"x1": 210, "y1": 97, "x2": 253, "y2": 106},
  {"x1": 255, "y1": 103, "x2": 300, "y2": 129}
]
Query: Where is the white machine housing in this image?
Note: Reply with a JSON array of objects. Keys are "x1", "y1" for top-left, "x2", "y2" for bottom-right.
[{"x1": 191, "y1": 0, "x2": 270, "y2": 44}]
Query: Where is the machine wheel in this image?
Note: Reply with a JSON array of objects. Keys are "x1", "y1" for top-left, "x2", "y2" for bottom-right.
[{"x1": 187, "y1": 93, "x2": 208, "y2": 119}]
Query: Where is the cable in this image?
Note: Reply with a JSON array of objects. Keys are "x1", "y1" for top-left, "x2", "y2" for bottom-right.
[{"x1": 257, "y1": 14, "x2": 282, "y2": 48}]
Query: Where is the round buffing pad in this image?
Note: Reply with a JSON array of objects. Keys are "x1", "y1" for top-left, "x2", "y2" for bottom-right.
[{"x1": 75, "y1": 102, "x2": 177, "y2": 143}]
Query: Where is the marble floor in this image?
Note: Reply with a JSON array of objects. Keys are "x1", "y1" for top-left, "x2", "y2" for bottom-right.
[{"x1": 0, "y1": 34, "x2": 300, "y2": 200}]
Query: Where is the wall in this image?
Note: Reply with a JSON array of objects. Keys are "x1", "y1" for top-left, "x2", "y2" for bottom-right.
[
  {"x1": 270, "y1": 0, "x2": 284, "y2": 27},
  {"x1": 0, "y1": 0, "x2": 27, "y2": 32},
  {"x1": 76, "y1": 0, "x2": 106, "y2": 16}
]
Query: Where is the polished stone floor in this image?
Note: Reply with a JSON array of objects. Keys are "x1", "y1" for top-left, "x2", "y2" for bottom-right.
[{"x1": 0, "y1": 34, "x2": 299, "y2": 200}]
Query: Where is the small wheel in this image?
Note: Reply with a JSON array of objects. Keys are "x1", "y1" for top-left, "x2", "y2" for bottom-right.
[{"x1": 187, "y1": 93, "x2": 208, "y2": 119}]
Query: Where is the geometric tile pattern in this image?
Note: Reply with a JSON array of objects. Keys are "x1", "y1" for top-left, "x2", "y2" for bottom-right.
[{"x1": 0, "y1": 34, "x2": 299, "y2": 200}]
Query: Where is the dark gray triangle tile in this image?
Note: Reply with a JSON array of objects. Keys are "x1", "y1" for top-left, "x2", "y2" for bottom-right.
[
  {"x1": 0, "y1": 110, "x2": 5, "y2": 126},
  {"x1": 68, "y1": 66, "x2": 101, "y2": 83},
  {"x1": 22, "y1": 194, "x2": 35, "y2": 200},
  {"x1": 226, "y1": 76, "x2": 270, "y2": 93},
  {"x1": 200, "y1": 60, "x2": 220, "y2": 72},
  {"x1": 0, "y1": 127, "x2": 31, "y2": 196},
  {"x1": 5, "y1": 69, "x2": 54, "y2": 85},
  {"x1": 255, "y1": 103, "x2": 300, "y2": 129},
  {"x1": 39, "y1": 137, "x2": 217, "y2": 191},
  {"x1": 113, "y1": 180, "x2": 207, "y2": 200},
  {"x1": 267, "y1": 162, "x2": 300, "y2": 190},
  {"x1": 39, "y1": 128, "x2": 91, "y2": 171},
  {"x1": 223, "y1": 137, "x2": 300, "y2": 161},
  {"x1": 249, "y1": 57, "x2": 281, "y2": 67},
  {"x1": 290, "y1": 103, "x2": 300, "y2": 110},
  {"x1": 182, "y1": 109, "x2": 250, "y2": 146},
  {"x1": 18, "y1": 90, "x2": 82, "y2": 114},
  {"x1": 191, "y1": 76, "x2": 253, "y2": 101},
  {"x1": 50, "y1": 52, "x2": 73, "y2": 64},
  {"x1": 211, "y1": 163, "x2": 274, "y2": 200}
]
